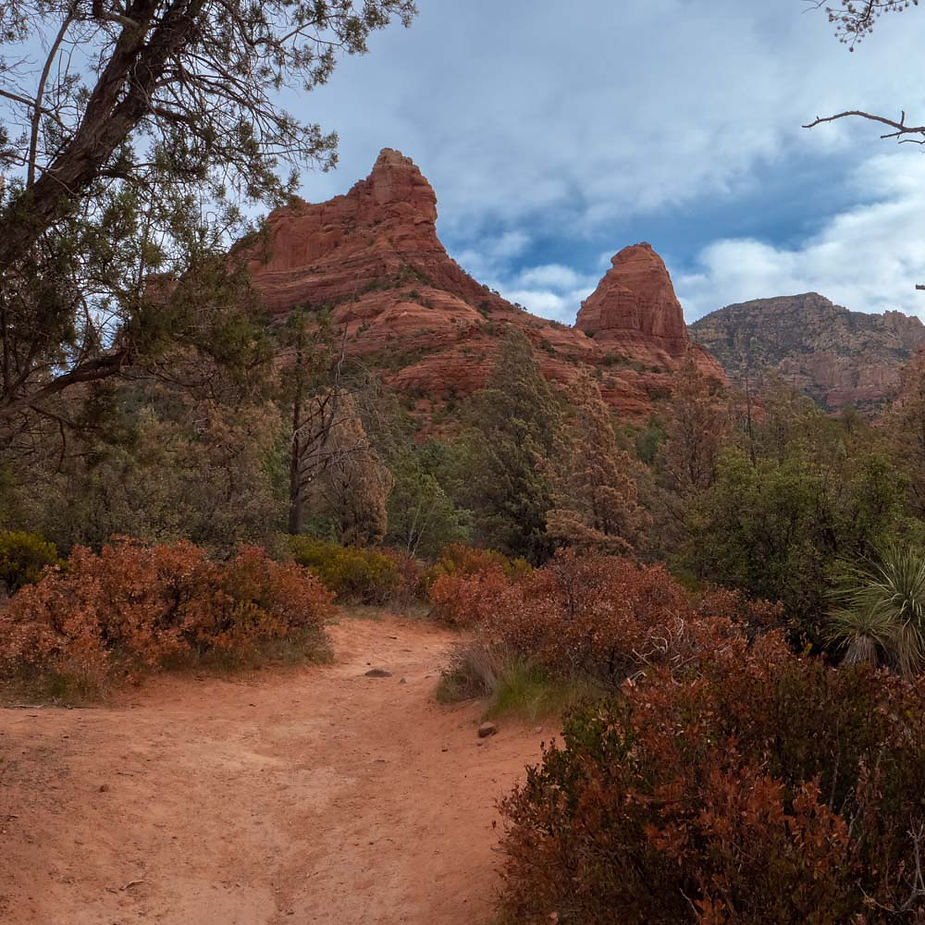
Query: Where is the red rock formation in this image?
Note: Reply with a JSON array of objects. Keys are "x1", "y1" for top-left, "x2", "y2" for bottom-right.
[
  {"x1": 239, "y1": 148, "x2": 494, "y2": 314},
  {"x1": 577, "y1": 243, "x2": 689, "y2": 351},
  {"x1": 577, "y1": 243, "x2": 725, "y2": 381},
  {"x1": 236, "y1": 149, "x2": 726, "y2": 421}
]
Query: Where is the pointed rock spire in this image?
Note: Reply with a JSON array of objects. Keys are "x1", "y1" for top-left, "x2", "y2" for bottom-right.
[{"x1": 576, "y1": 243, "x2": 689, "y2": 355}]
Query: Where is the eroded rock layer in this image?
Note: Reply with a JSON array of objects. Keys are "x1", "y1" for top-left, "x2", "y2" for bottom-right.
[
  {"x1": 690, "y1": 292, "x2": 925, "y2": 413},
  {"x1": 237, "y1": 149, "x2": 725, "y2": 420}
]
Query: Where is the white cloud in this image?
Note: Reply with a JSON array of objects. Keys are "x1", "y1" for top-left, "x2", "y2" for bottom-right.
[
  {"x1": 515, "y1": 264, "x2": 583, "y2": 290},
  {"x1": 301, "y1": 0, "x2": 925, "y2": 233},
  {"x1": 487, "y1": 266, "x2": 602, "y2": 323},
  {"x1": 289, "y1": 0, "x2": 925, "y2": 325},
  {"x1": 500, "y1": 290, "x2": 573, "y2": 318},
  {"x1": 675, "y1": 151, "x2": 925, "y2": 320}
]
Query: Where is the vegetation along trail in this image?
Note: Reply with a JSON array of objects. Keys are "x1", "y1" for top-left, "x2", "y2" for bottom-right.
[{"x1": 0, "y1": 615, "x2": 543, "y2": 924}]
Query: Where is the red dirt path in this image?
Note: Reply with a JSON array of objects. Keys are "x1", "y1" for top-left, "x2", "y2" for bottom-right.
[{"x1": 0, "y1": 615, "x2": 545, "y2": 924}]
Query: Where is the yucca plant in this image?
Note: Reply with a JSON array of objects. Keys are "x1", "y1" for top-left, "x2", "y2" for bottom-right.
[{"x1": 828, "y1": 547, "x2": 925, "y2": 676}]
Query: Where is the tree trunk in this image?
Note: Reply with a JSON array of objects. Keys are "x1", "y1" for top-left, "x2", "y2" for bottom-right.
[{"x1": 0, "y1": 0, "x2": 200, "y2": 275}]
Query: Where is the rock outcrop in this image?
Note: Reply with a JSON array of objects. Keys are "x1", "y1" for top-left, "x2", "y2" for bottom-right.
[
  {"x1": 577, "y1": 243, "x2": 725, "y2": 381},
  {"x1": 577, "y1": 243, "x2": 690, "y2": 353},
  {"x1": 690, "y1": 292, "x2": 925, "y2": 413},
  {"x1": 236, "y1": 149, "x2": 725, "y2": 420}
]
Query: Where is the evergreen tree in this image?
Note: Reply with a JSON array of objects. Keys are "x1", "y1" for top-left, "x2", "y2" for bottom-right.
[
  {"x1": 0, "y1": 0, "x2": 416, "y2": 428},
  {"x1": 385, "y1": 442, "x2": 471, "y2": 559},
  {"x1": 457, "y1": 331, "x2": 561, "y2": 564},
  {"x1": 546, "y1": 375, "x2": 644, "y2": 554}
]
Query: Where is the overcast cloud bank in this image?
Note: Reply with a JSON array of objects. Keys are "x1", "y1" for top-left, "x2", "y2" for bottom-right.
[{"x1": 297, "y1": 0, "x2": 925, "y2": 323}]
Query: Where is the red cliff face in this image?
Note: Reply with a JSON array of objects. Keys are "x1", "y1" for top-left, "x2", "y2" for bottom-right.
[
  {"x1": 239, "y1": 147, "x2": 491, "y2": 313},
  {"x1": 237, "y1": 150, "x2": 726, "y2": 421},
  {"x1": 577, "y1": 243, "x2": 725, "y2": 383},
  {"x1": 577, "y1": 243, "x2": 689, "y2": 352}
]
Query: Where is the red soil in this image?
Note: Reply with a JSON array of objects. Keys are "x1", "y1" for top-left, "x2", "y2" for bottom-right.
[{"x1": 0, "y1": 616, "x2": 544, "y2": 924}]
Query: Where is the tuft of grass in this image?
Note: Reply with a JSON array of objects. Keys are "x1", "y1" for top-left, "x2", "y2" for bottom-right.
[
  {"x1": 436, "y1": 640, "x2": 500, "y2": 703},
  {"x1": 437, "y1": 641, "x2": 603, "y2": 721},
  {"x1": 485, "y1": 658, "x2": 602, "y2": 723}
]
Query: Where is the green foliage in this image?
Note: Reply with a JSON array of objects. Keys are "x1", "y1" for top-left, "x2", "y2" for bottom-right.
[
  {"x1": 288, "y1": 537, "x2": 402, "y2": 604},
  {"x1": 0, "y1": 530, "x2": 60, "y2": 595},
  {"x1": 484, "y1": 657, "x2": 599, "y2": 722},
  {"x1": 385, "y1": 441, "x2": 471, "y2": 559},
  {"x1": 499, "y1": 635, "x2": 925, "y2": 923},
  {"x1": 546, "y1": 374, "x2": 645, "y2": 554},
  {"x1": 436, "y1": 639, "x2": 600, "y2": 721},
  {"x1": 634, "y1": 415, "x2": 666, "y2": 464},
  {"x1": 684, "y1": 445, "x2": 909, "y2": 645},
  {"x1": 829, "y1": 546, "x2": 925, "y2": 674},
  {"x1": 11, "y1": 371, "x2": 286, "y2": 556},
  {"x1": 454, "y1": 331, "x2": 562, "y2": 564}
]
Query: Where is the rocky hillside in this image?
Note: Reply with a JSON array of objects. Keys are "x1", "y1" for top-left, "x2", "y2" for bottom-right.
[
  {"x1": 690, "y1": 292, "x2": 925, "y2": 413},
  {"x1": 236, "y1": 148, "x2": 724, "y2": 420}
]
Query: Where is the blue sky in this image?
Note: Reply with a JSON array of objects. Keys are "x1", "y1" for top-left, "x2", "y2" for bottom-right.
[{"x1": 293, "y1": 0, "x2": 925, "y2": 324}]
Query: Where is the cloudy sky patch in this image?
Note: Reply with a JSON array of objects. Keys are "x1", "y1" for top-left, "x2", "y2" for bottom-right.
[{"x1": 294, "y1": 0, "x2": 925, "y2": 323}]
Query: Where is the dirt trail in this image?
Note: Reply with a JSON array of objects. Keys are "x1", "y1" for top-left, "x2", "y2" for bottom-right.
[{"x1": 0, "y1": 616, "x2": 545, "y2": 924}]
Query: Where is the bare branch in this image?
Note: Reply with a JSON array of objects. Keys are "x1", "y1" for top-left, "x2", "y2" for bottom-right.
[{"x1": 803, "y1": 109, "x2": 925, "y2": 140}]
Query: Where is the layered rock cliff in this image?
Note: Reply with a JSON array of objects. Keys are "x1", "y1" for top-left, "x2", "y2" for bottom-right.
[
  {"x1": 236, "y1": 149, "x2": 724, "y2": 419},
  {"x1": 690, "y1": 292, "x2": 925, "y2": 413},
  {"x1": 577, "y1": 242, "x2": 724, "y2": 380}
]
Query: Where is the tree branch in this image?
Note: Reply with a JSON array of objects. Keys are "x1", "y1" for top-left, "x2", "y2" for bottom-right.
[
  {"x1": 0, "y1": 351, "x2": 129, "y2": 423},
  {"x1": 803, "y1": 109, "x2": 925, "y2": 140}
]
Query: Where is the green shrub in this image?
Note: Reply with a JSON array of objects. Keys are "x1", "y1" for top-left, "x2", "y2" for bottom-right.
[
  {"x1": 289, "y1": 537, "x2": 402, "y2": 604},
  {"x1": 499, "y1": 633, "x2": 925, "y2": 923},
  {"x1": 0, "y1": 530, "x2": 60, "y2": 595},
  {"x1": 828, "y1": 546, "x2": 925, "y2": 675}
]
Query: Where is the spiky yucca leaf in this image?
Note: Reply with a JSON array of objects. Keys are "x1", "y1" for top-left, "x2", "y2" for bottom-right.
[{"x1": 828, "y1": 547, "x2": 925, "y2": 676}]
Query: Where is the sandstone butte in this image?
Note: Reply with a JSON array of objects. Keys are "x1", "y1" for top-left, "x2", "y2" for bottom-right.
[{"x1": 234, "y1": 147, "x2": 725, "y2": 421}]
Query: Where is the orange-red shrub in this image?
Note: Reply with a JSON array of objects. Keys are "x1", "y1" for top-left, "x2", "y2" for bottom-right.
[
  {"x1": 0, "y1": 538, "x2": 334, "y2": 694},
  {"x1": 427, "y1": 543, "x2": 530, "y2": 582},
  {"x1": 428, "y1": 566, "x2": 519, "y2": 627},
  {"x1": 427, "y1": 544, "x2": 532, "y2": 627},
  {"x1": 433, "y1": 550, "x2": 756, "y2": 683},
  {"x1": 499, "y1": 637, "x2": 925, "y2": 922}
]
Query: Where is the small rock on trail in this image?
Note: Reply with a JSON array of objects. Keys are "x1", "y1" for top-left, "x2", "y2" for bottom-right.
[
  {"x1": 364, "y1": 667, "x2": 392, "y2": 678},
  {"x1": 478, "y1": 722, "x2": 498, "y2": 739}
]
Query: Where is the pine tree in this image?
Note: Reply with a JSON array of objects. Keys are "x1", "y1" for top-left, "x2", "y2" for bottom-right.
[
  {"x1": 458, "y1": 331, "x2": 561, "y2": 563},
  {"x1": 547, "y1": 375, "x2": 644, "y2": 554}
]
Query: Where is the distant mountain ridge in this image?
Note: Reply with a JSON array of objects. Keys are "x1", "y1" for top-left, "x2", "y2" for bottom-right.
[{"x1": 690, "y1": 292, "x2": 925, "y2": 413}]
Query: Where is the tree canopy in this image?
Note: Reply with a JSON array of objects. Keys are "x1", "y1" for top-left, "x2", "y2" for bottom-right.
[{"x1": 0, "y1": 0, "x2": 416, "y2": 430}]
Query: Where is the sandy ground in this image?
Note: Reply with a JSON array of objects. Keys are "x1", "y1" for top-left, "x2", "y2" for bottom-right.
[{"x1": 0, "y1": 615, "x2": 546, "y2": 924}]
